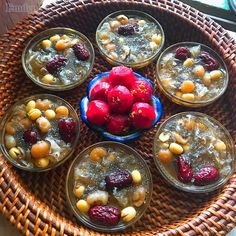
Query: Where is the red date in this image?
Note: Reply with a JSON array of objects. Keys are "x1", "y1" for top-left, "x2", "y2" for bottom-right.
[
  {"x1": 88, "y1": 205, "x2": 121, "y2": 226},
  {"x1": 193, "y1": 166, "x2": 219, "y2": 186},
  {"x1": 177, "y1": 156, "x2": 193, "y2": 183},
  {"x1": 105, "y1": 169, "x2": 132, "y2": 190}
]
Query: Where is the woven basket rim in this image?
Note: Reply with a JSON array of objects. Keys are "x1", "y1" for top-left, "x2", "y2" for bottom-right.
[{"x1": 0, "y1": 0, "x2": 235, "y2": 235}]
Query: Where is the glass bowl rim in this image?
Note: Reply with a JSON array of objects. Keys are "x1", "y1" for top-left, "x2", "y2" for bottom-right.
[
  {"x1": 21, "y1": 27, "x2": 95, "y2": 91},
  {"x1": 65, "y1": 141, "x2": 153, "y2": 232},
  {"x1": 96, "y1": 10, "x2": 165, "y2": 67},
  {"x1": 152, "y1": 111, "x2": 235, "y2": 193},
  {"x1": 155, "y1": 41, "x2": 229, "y2": 106},
  {"x1": 0, "y1": 93, "x2": 80, "y2": 172}
]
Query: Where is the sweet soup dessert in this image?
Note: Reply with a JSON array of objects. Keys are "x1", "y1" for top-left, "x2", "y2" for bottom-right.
[
  {"x1": 153, "y1": 112, "x2": 235, "y2": 192},
  {"x1": 23, "y1": 28, "x2": 94, "y2": 90},
  {"x1": 86, "y1": 66, "x2": 157, "y2": 135},
  {"x1": 156, "y1": 42, "x2": 228, "y2": 107},
  {"x1": 69, "y1": 143, "x2": 152, "y2": 230},
  {"x1": 1, "y1": 95, "x2": 79, "y2": 170},
  {"x1": 96, "y1": 10, "x2": 164, "y2": 68}
]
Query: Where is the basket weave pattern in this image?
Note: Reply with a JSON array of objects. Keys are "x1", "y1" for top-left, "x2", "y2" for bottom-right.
[{"x1": 0, "y1": 0, "x2": 235, "y2": 235}]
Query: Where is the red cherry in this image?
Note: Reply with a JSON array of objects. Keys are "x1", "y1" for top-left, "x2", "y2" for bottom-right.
[
  {"x1": 90, "y1": 82, "x2": 111, "y2": 102},
  {"x1": 131, "y1": 80, "x2": 152, "y2": 103},
  {"x1": 130, "y1": 102, "x2": 156, "y2": 129},
  {"x1": 108, "y1": 66, "x2": 136, "y2": 89},
  {"x1": 106, "y1": 114, "x2": 130, "y2": 135},
  {"x1": 86, "y1": 100, "x2": 109, "y2": 126},
  {"x1": 108, "y1": 85, "x2": 134, "y2": 114}
]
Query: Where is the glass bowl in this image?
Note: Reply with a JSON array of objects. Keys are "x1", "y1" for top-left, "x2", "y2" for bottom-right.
[
  {"x1": 80, "y1": 72, "x2": 162, "y2": 142},
  {"x1": 96, "y1": 10, "x2": 165, "y2": 69},
  {"x1": 66, "y1": 141, "x2": 153, "y2": 232},
  {"x1": 156, "y1": 42, "x2": 229, "y2": 107},
  {"x1": 22, "y1": 27, "x2": 95, "y2": 91},
  {"x1": 153, "y1": 112, "x2": 235, "y2": 193},
  {"x1": 0, "y1": 94, "x2": 80, "y2": 172}
]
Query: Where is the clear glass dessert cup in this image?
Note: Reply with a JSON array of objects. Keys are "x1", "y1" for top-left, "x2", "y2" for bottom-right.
[
  {"x1": 22, "y1": 27, "x2": 95, "y2": 91},
  {"x1": 155, "y1": 42, "x2": 229, "y2": 107},
  {"x1": 66, "y1": 141, "x2": 153, "y2": 232},
  {"x1": 0, "y1": 94, "x2": 80, "y2": 172},
  {"x1": 96, "y1": 10, "x2": 165, "y2": 69},
  {"x1": 153, "y1": 112, "x2": 235, "y2": 193}
]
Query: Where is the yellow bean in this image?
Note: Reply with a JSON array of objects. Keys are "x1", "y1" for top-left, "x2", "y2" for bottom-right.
[
  {"x1": 110, "y1": 20, "x2": 121, "y2": 29},
  {"x1": 210, "y1": 70, "x2": 223, "y2": 80},
  {"x1": 5, "y1": 135, "x2": 16, "y2": 149},
  {"x1": 9, "y1": 147, "x2": 21, "y2": 159},
  {"x1": 158, "y1": 149, "x2": 174, "y2": 164},
  {"x1": 45, "y1": 109, "x2": 56, "y2": 120},
  {"x1": 26, "y1": 100, "x2": 36, "y2": 112},
  {"x1": 61, "y1": 34, "x2": 69, "y2": 40},
  {"x1": 116, "y1": 15, "x2": 129, "y2": 24},
  {"x1": 183, "y1": 58, "x2": 194, "y2": 67},
  {"x1": 214, "y1": 140, "x2": 226, "y2": 151},
  {"x1": 74, "y1": 186, "x2": 85, "y2": 198},
  {"x1": 138, "y1": 20, "x2": 146, "y2": 26},
  {"x1": 89, "y1": 147, "x2": 107, "y2": 162},
  {"x1": 20, "y1": 118, "x2": 32, "y2": 129},
  {"x1": 180, "y1": 80, "x2": 195, "y2": 93},
  {"x1": 169, "y1": 143, "x2": 183, "y2": 155},
  {"x1": 55, "y1": 40, "x2": 68, "y2": 51},
  {"x1": 41, "y1": 40, "x2": 52, "y2": 49},
  {"x1": 131, "y1": 170, "x2": 142, "y2": 184},
  {"x1": 121, "y1": 207, "x2": 136, "y2": 222},
  {"x1": 151, "y1": 34, "x2": 162, "y2": 44},
  {"x1": 193, "y1": 65, "x2": 205, "y2": 78},
  {"x1": 50, "y1": 34, "x2": 60, "y2": 42},
  {"x1": 36, "y1": 117, "x2": 51, "y2": 133},
  {"x1": 31, "y1": 141, "x2": 50, "y2": 159},
  {"x1": 28, "y1": 108, "x2": 42, "y2": 120},
  {"x1": 41, "y1": 74, "x2": 54, "y2": 84},
  {"x1": 132, "y1": 186, "x2": 146, "y2": 207},
  {"x1": 35, "y1": 99, "x2": 51, "y2": 111},
  {"x1": 158, "y1": 132, "x2": 170, "y2": 142},
  {"x1": 182, "y1": 93, "x2": 195, "y2": 101},
  {"x1": 76, "y1": 200, "x2": 90, "y2": 213},
  {"x1": 56, "y1": 106, "x2": 69, "y2": 117},
  {"x1": 35, "y1": 157, "x2": 50, "y2": 168},
  {"x1": 5, "y1": 122, "x2": 16, "y2": 135},
  {"x1": 203, "y1": 73, "x2": 211, "y2": 86}
]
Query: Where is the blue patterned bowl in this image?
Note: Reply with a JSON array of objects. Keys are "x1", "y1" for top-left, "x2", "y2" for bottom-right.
[{"x1": 80, "y1": 72, "x2": 162, "y2": 142}]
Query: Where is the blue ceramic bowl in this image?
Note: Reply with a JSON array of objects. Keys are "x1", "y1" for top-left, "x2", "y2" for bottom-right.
[{"x1": 80, "y1": 72, "x2": 162, "y2": 142}]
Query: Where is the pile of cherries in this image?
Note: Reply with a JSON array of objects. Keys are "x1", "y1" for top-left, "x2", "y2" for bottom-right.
[{"x1": 86, "y1": 66, "x2": 156, "y2": 135}]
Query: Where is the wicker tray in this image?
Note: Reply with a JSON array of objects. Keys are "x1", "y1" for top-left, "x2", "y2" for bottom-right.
[{"x1": 0, "y1": 0, "x2": 235, "y2": 235}]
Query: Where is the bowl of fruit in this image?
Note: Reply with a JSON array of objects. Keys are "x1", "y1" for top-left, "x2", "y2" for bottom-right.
[{"x1": 80, "y1": 66, "x2": 162, "y2": 142}]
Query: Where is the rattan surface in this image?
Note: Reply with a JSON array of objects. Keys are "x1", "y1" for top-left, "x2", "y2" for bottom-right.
[{"x1": 0, "y1": 0, "x2": 235, "y2": 235}]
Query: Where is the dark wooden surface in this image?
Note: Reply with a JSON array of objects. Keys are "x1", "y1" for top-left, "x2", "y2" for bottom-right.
[{"x1": 0, "y1": 0, "x2": 42, "y2": 35}]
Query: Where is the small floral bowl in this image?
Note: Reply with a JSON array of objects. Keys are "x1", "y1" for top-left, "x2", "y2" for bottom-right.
[{"x1": 80, "y1": 72, "x2": 162, "y2": 142}]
